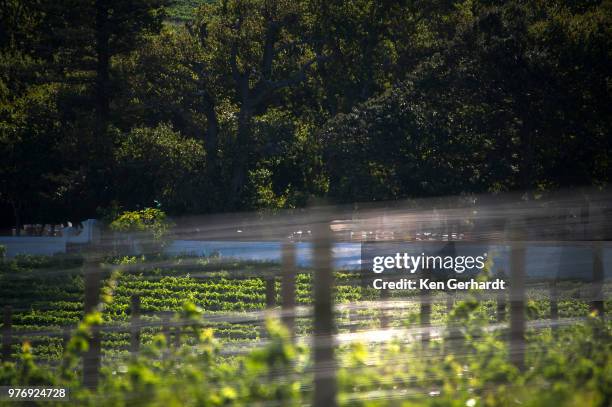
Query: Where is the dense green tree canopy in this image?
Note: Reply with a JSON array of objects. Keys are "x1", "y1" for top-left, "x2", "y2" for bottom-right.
[{"x1": 0, "y1": 0, "x2": 610, "y2": 227}]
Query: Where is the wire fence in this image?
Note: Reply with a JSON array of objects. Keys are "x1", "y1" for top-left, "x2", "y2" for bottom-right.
[{"x1": 1, "y1": 190, "x2": 611, "y2": 404}]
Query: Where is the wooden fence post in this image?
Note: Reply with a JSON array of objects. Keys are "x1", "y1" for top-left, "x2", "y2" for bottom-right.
[
  {"x1": 130, "y1": 296, "x2": 141, "y2": 354},
  {"x1": 497, "y1": 271, "x2": 507, "y2": 322},
  {"x1": 591, "y1": 242, "x2": 604, "y2": 316},
  {"x1": 421, "y1": 214, "x2": 452, "y2": 344},
  {"x1": 281, "y1": 242, "x2": 296, "y2": 336},
  {"x1": 445, "y1": 241, "x2": 457, "y2": 312},
  {"x1": 63, "y1": 326, "x2": 71, "y2": 352},
  {"x1": 349, "y1": 306, "x2": 358, "y2": 333},
  {"x1": 420, "y1": 268, "x2": 431, "y2": 343},
  {"x1": 550, "y1": 280, "x2": 559, "y2": 322},
  {"x1": 380, "y1": 289, "x2": 390, "y2": 329},
  {"x1": 497, "y1": 292, "x2": 507, "y2": 322},
  {"x1": 420, "y1": 287, "x2": 431, "y2": 342},
  {"x1": 509, "y1": 238, "x2": 526, "y2": 370},
  {"x1": 162, "y1": 314, "x2": 171, "y2": 345},
  {"x1": 265, "y1": 277, "x2": 276, "y2": 308},
  {"x1": 582, "y1": 198, "x2": 605, "y2": 317},
  {"x1": 313, "y1": 214, "x2": 337, "y2": 407},
  {"x1": 83, "y1": 256, "x2": 101, "y2": 389},
  {"x1": 174, "y1": 324, "x2": 181, "y2": 348},
  {"x1": 2, "y1": 306, "x2": 11, "y2": 362}
]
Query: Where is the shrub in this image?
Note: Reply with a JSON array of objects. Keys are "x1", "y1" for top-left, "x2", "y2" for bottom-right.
[{"x1": 109, "y1": 208, "x2": 173, "y2": 255}]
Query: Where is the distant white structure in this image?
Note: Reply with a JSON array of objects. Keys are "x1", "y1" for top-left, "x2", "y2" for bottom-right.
[
  {"x1": 0, "y1": 219, "x2": 100, "y2": 257},
  {"x1": 62, "y1": 219, "x2": 100, "y2": 244},
  {"x1": 1, "y1": 220, "x2": 610, "y2": 281}
]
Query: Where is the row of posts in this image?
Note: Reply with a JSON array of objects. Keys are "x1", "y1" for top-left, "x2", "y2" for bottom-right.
[
  {"x1": 0, "y1": 226, "x2": 327, "y2": 402},
  {"x1": 1, "y1": 230, "x2": 606, "y2": 407}
]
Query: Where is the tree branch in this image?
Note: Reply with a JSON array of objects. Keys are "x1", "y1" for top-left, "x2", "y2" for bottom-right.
[
  {"x1": 251, "y1": 53, "x2": 328, "y2": 106},
  {"x1": 261, "y1": 20, "x2": 280, "y2": 79}
]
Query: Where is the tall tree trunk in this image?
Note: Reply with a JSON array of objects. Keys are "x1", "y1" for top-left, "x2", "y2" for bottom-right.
[
  {"x1": 359, "y1": 6, "x2": 380, "y2": 101},
  {"x1": 230, "y1": 106, "x2": 252, "y2": 207},
  {"x1": 90, "y1": 0, "x2": 112, "y2": 209},
  {"x1": 519, "y1": 122, "x2": 534, "y2": 192},
  {"x1": 203, "y1": 97, "x2": 219, "y2": 166},
  {"x1": 95, "y1": 0, "x2": 110, "y2": 152}
]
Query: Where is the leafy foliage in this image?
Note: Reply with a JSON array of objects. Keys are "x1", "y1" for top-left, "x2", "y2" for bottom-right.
[
  {"x1": 113, "y1": 124, "x2": 206, "y2": 213},
  {"x1": 1, "y1": 0, "x2": 611, "y2": 225},
  {"x1": 166, "y1": 0, "x2": 214, "y2": 22},
  {"x1": 0, "y1": 283, "x2": 610, "y2": 406},
  {"x1": 110, "y1": 208, "x2": 172, "y2": 242}
]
